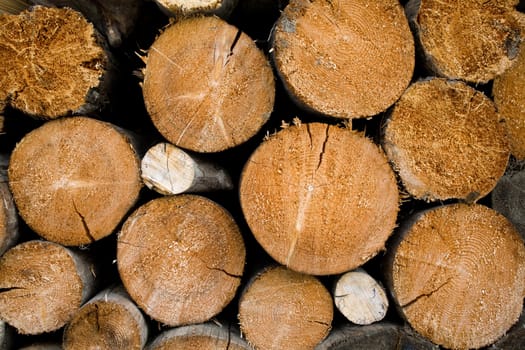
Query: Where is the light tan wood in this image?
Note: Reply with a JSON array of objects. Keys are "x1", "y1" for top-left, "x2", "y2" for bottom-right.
[
  {"x1": 0, "y1": 0, "x2": 29, "y2": 14},
  {"x1": 386, "y1": 203, "x2": 525, "y2": 349},
  {"x1": 8, "y1": 116, "x2": 142, "y2": 246},
  {"x1": 63, "y1": 285, "x2": 148, "y2": 350},
  {"x1": 238, "y1": 266, "x2": 333, "y2": 350},
  {"x1": 382, "y1": 78, "x2": 509, "y2": 202},
  {"x1": 117, "y1": 194, "x2": 245, "y2": 326},
  {"x1": 271, "y1": 0, "x2": 414, "y2": 118},
  {"x1": 142, "y1": 16, "x2": 275, "y2": 152},
  {"x1": 0, "y1": 154, "x2": 17, "y2": 256},
  {"x1": 147, "y1": 323, "x2": 250, "y2": 350},
  {"x1": 333, "y1": 268, "x2": 388, "y2": 325},
  {"x1": 493, "y1": 30, "x2": 525, "y2": 160},
  {"x1": 153, "y1": 0, "x2": 238, "y2": 18},
  {"x1": 141, "y1": 142, "x2": 233, "y2": 195},
  {"x1": 239, "y1": 122, "x2": 399, "y2": 275},
  {"x1": 406, "y1": 0, "x2": 521, "y2": 83},
  {"x1": 0, "y1": 6, "x2": 112, "y2": 118},
  {"x1": 0, "y1": 240, "x2": 97, "y2": 335}
]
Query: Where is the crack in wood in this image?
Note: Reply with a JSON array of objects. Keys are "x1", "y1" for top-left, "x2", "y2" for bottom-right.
[
  {"x1": 72, "y1": 199, "x2": 96, "y2": 243},
  {"x1": 400, "y1": 277, "x2": 453, "y2": 309}
]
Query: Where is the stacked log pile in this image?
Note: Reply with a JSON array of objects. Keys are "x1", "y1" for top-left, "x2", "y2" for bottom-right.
[{"x1": 1, "y1": 0, "x2": 525, "y2": 349}]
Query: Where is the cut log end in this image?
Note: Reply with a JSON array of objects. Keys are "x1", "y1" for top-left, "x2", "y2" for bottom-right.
[
  {"x1": 388, "y1": 203, "x2": 525, "y2": 349},
  {"x1": 271, "y1": 0, "x2": 414, "y2": 118},
  {"x1": 409, "y1": 0, "x2": 521, "y2": 83},
  {"x1": 238, "y1": 266, "x2": 333, "y2": 350},
  {"x1": 117, "y1": 195, "x2": 245, "y2": 326},
  {"x1": 143, "y1": 16, "x2": 275, "y2": 153},
  {"x1": 0, "y1": 241, "x2": 96, "y2": 335},
  {"x1": 141, "y1": 142, "x2": 233, "y2": 195},
  {"x1": 333, "y1": 268, "x2": 389, "y2": 325},
  {"x1": 147, "y1": 323, "x2": 250, "y2": 350},
  {"x1": 0, "y1": 6, "x2": 111, "y2": 119},
  {"x1": 240, "y1": 123, "x2": 399, "y2": 275},
  {"x1": 154, "y1": 0, "x2": 238, "y2": 18},
  {"x1": 493, "y1": 35, "x2": 525, "y2": 160},
  {"x1": 383, "y1": 78, "x2": 509, "y2": 202},
  {"x1": 8, "y1": 117, "x2": 142, "y2": 246},
  {"x1": 63, "y1": 286, "x2": 148, "y2": 350}
]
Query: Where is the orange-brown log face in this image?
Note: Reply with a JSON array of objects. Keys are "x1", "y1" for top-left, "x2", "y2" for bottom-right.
[
  {"x1": 143, "y1": 16, "x2": 275, "y2": 152},
  {"x1": 117, "y1": 195, "x2": 245, "y2": 326},
  {"x1": 240, "y1": 123, "x2": 399, "y2": 275},
  {"x1": 0, "y1": 6, "x2": 108, "y2": 118},
  {"x1": 383, "y1": 78, "x2": 509, "y2": 202},
  {"x1": 8, "y1": 117, "x2": 142, "y2": 246},
  {"x1": 238, "y1": 266, "x2": 333, "y2": 350},
  {"x1": 0, "y1": 241, "x2": 83, "y2": 335},
  {"x1": 416, "y1": 0, "x2": 520, "y2": 83},
  {"x1": 272, "y1": 0, "x2": 414, "y2": 118},
  {"x1": 392, "y1": 204, "x2": 525, "y2": 349}
]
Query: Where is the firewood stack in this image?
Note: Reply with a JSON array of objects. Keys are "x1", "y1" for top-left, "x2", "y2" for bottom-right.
[{"x1": 1, "y1": 0, "x2": 525, "y2": 349}]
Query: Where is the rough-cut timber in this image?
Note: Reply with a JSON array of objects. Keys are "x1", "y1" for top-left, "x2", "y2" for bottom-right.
[
  {"x1": 117, "y1": 195, "x2": 245, "y2": 326},
  {"x1": 0, "y1": 240, "x2": 97, "y2": 335},
  {"x1": 0, "y1": 155, "x2": 18, "y2": 256},
  {"x1": 386, "y1": 203, "x2": 525, "y2": 349},
  {"x1": 316, "y1": 323, "x2": 438, "y2": 350},
  {"x1": 238, "y1": 266, "x2": 333, "y2": 350},
  {"x1": 153, "y1": 0, "x2": 238, "y2": 18},
  {"x1": 271, "y1": 0, "x2": 414, "y2": 119},
  {"x1": 8, "y1": 117, "x2": 142, "y2": 246},
  {"x1": 147, "y1": 323, "x2": 250, "y2": 350},
  {"x1": 141, "y1": 142, "x2": 233, "y2": 195},
  {"x1": 239, "y1": 122, "x2": 399, "y2": 275},
  {"x1": 405, "y1": 0, "x2": 521, "y2": 83},
  {"x1": 63, "y1": 285, "x2": 148, "y2": 350},
  {"x1": 383, "y1": 78, "x2": 509, "y2": 202},
  {"x1": 30, "y1": 0, "x2": 142, "y2": 47},
  {"x1": 0, "y1": 6, "x2": 112, "y2": 119},
  {"x1": 333, "y1": 268, "x2": 388, "y2": 325},
  {"x1": 493, "y1": 35, "x2": 525, "y2": 160},
  {"x1": 492, "y1": 164, "x2": 525, "y2": 238},
  {"x1": 143, "y1": 16, "x2": 275, "y2": 153}
]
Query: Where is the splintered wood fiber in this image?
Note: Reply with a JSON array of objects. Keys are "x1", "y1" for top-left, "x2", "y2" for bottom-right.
[
  {"x1": 8, "y1": 117, "x2": 142, "y2": 246},
  {"x1": 413, "y1": 0, "x2": 521, "y2": 83},
  {"x1": 143, "y1": 16, "x2": 275, "y2": 152},
  {"x1": 272, "y1": 0, "x2": 414, "y2": 118},
  {"x1": 117, "y1": 195, "x2": 245, "y2": 326},
  {"x1": 383, "y1": 78, "x2": 509, "y2": 202},
  {"x1": 240, "y1": 123, "x2": 399, "y2": 275},
  {"x1": 0, "y1": 6, "x2": 107, "y2": 118},
  {"x1": 390, "y1": 204, "x2": 525, "y2": 349}
]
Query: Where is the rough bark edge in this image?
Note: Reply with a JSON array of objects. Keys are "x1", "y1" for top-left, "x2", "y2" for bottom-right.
[{"x1": 146, "y1": 322, "x2": 251, "y2": 349}]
